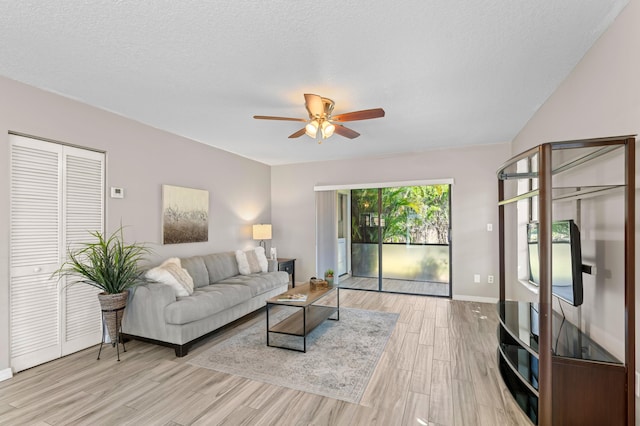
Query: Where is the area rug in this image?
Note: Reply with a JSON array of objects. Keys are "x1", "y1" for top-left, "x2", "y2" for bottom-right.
[{"x1": 187, "y1": 307, "x2": 398, "y2": 404}]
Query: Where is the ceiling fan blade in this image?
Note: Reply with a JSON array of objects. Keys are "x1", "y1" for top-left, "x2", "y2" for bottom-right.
[
  {"x1": 304, "y1": 94, "x2": 324, "y2": 118},
  {"x1": 333, "y1": 124, "x2": 360, "y2": 139},
  {"x1": 288, "y1": 128, "x2": 307, "y2": 138},
  {"x1": 331, "y1": 108, "x2": 385, "y2": 122},
  {"x1": 253, "y1": 115, "x2": 307, "y2": 122}
]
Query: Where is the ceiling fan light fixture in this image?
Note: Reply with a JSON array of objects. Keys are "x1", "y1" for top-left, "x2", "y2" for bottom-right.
[
  {"x1": 254, "y1": 93, "x2": 384, "y2": 141},
  {"x1": 305, "y1": 120, "x2": 319, "y2": 138},
  {"x1": 321, "y1": 121, "x2": 335, "y2": 139}
]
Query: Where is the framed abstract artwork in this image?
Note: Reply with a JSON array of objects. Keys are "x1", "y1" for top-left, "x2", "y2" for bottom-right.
[{"x1": 162, "y1": 184, "x2": 209, "y2": 244}]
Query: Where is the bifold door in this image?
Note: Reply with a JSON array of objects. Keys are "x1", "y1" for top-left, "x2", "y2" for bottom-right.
[{"x1": 10, "y1": 134, "x2": 104, "y2": 372}]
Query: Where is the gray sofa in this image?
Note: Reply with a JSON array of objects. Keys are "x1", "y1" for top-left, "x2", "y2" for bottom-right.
[{"x1": 121, "y1": 251, "x2": 289, "y2": 356}]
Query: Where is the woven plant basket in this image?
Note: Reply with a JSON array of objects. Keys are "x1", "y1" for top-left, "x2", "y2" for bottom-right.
[{"x1": 98, "y1": 291, "x2": 129, "y2": 342}]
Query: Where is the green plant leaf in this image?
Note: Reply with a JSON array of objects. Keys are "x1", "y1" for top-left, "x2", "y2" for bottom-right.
[{"x1": 52, "y1": 226, "x2": 151, "y2": 294}]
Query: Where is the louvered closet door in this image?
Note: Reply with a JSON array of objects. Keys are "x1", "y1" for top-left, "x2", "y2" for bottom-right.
[
  {"x1": 61, "y1": 146, "x2": 104, "y2": 355},
  {"x1": 10, "y1": 136, "x2": 63, "y2": 371},
  {"x1": 10, "y1": 135, "x2": 105, "y2": 372}
]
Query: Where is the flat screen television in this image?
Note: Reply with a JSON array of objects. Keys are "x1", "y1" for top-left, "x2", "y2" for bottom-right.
[{"x1": 527, "y1": 219, "x2": 583, "y2": 307}]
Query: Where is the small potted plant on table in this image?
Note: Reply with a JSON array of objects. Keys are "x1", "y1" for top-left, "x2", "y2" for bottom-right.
[{"x1": 324, "y1": 269, "x2": 335, "y2": 286}]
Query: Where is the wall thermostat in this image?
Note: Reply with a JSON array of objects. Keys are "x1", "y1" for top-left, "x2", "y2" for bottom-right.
[{"x1": 110, "y1": 187, "x2": 124, "y2": 199}]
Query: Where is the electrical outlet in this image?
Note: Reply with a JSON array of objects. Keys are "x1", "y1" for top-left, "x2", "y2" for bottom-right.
[
  {"x1": 474, "y1": 274, "x2": 480, "y2": 283},
  {"x1": 488, "y1": 275, "x2": 494, "y2": 284}
]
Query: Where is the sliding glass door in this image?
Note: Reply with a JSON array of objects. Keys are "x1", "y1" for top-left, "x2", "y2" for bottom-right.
[
  {"x1": 349, "y1": 188, "x2": 380, "y2": 291},
  {"x1": 345, "y1": 184, "x2": 451, "y2": 297}
]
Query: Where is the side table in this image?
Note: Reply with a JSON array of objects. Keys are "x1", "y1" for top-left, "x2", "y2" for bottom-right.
[{"x1": 277, "y1": 258, "x2": 296, "y2": 288}]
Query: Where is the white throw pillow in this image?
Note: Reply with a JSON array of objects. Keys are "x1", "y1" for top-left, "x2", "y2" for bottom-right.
[
  {"x1": 145, "y1": 257, "x2": 194, "y2": 297},
  {"x1": 236, "y1": 250, "x2": 251, "y2": 275},
  {"x1": 245, "y1": 250, "x2": 261, "y2": 273},
  {"x1": 255, "y1": 246, "x2": 269, "y2": 272},
  {"x1": 236, "y1": 249, "x2": 264, "y2": 275}
]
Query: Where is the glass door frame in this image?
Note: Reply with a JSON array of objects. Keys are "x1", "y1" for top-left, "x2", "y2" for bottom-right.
[
  {"x1": 314, "y1": 179, "x2": 454, "y2": 298},
  {"x1": 348, "y1": 183, "x2": 453, "y2": 298}
]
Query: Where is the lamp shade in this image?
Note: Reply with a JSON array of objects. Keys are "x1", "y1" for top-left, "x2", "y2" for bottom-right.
[
  {"x1": 321, "y1": 121, "x2": 335, "y2": 139},
  {"x1": 252, "y1": 224, "x2": 272, "y2": 240},
  {"x1": 305, "y1": 120, "x2": 319, "y2": 138}
]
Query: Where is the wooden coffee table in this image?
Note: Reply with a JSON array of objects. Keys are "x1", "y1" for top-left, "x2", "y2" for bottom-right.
[{"x1": 266, "y1": 283, "x2": 339, "y2": 352}]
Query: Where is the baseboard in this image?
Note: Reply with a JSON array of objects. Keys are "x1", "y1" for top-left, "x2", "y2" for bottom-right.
[
  {"x1": 0, "y1": 368, "x2": 13, "y2": 382},
  {"x1": 452, "y1": 294, "x2": 498, "y2": 304}
]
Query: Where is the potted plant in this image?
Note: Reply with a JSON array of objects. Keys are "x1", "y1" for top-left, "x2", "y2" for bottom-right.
[
  {"x1": 324, "y1": 268, "x2": 335, "y2": 286},
  {"x1": 54, "y1": 226, "x2": 149, "y2": 343}
]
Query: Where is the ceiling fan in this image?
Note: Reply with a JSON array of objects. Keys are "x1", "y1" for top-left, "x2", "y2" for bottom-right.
[{"x1": 253, "y1": 93, "x2": 385, "y2": 142}]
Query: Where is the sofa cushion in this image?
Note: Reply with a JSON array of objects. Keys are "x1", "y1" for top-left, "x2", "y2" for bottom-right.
[
  {"x1": 235, "y1": 250, "x2": 251, "y2": 275},
  {"x1": 202, "y1": 252, "x2": 239, "y2": 283},
  {"x1": 217, "y1": 271, "x2": 289, "y2": 297},
  {"x1": 181, "y1": 256, "x2": 209, "y2": 288},
  {"x1": 145, "y1": 258, "x2": 194, "y2": 297},
  {"x1": 236, "y1": 249, "x2": 262, "y2": 275},
  {"x1": 255, "y1": 246, "x2": 269, "y2": 272},
  {"x1": 245, "y1": 250, "x2": 261, "y2": 273},
  {"x1": 164, "y1": 284, "x2": 252, "y2": 325}
]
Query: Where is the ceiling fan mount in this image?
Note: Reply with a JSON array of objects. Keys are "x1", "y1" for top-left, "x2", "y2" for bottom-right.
[
  {"x1": 254, "y1": 93, "x2": 385, "y2": 143},
  {"x1": 308, "y1": 95, "x2": 335, "y2": 120}
]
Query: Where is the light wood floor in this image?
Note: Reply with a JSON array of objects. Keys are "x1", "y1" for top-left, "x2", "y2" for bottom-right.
[{"x1": 0, "y1": 290, "x2": 532, "y2": 425}]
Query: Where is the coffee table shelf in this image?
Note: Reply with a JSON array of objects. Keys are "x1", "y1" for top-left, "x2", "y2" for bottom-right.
[{"x1": 269, "y1": 305, "x2": 337, "y2": 336}]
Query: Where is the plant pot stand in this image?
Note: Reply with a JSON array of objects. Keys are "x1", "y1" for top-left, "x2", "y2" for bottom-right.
[{"x1": 97, "y1": 306, "x2": 126, "y2": 361}]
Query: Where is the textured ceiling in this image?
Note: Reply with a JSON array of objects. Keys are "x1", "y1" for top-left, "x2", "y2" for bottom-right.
[{"x1": 0, "y1": 1, "x2": 628, "y2": 165}]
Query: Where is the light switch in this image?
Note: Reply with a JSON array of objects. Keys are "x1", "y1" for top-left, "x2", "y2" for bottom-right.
[{"x1": 487, "y1": 223, "x2": 493, "y2": 232}]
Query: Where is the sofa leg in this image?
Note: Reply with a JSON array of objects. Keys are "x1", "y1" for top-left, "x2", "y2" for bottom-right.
[{"x1": 175, "y1": 345, "x2": 188, "y2": 357}]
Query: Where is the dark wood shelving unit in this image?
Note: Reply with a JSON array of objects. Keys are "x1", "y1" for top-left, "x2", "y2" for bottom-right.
[
  {"x1": 496, "y1": 136, "x2": 635, "y2": 425},
  {"x1": 498, "y1": 300, "x2": 626, "y2": 425}
]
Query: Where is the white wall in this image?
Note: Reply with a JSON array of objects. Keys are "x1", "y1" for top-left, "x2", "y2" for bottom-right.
[
  {"x1": 509, "y1": 0, "x2": 640, "y2": 417},
  {"x1": 511, "y1": 3, "x2": 639, "y2": 150},
  {"x1": 271, "y1": 143, "x2": 510, "y2": 302},
  {"x1": 0, "y1": 76, "x2": 272, "y2": 372}
]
